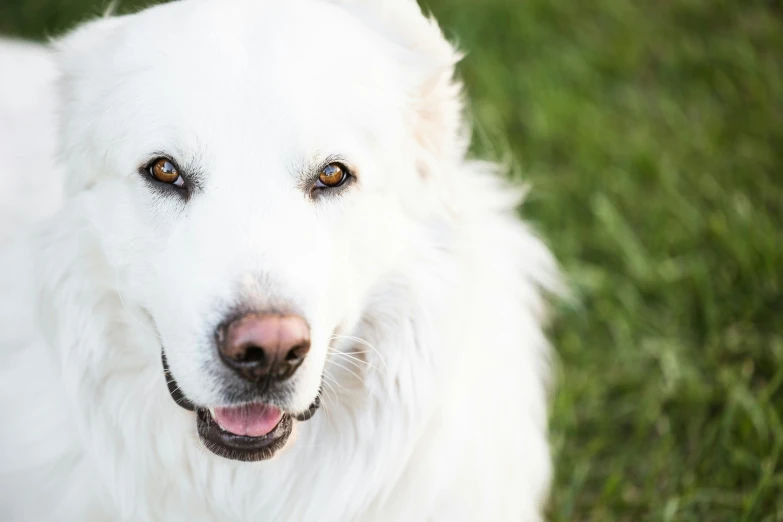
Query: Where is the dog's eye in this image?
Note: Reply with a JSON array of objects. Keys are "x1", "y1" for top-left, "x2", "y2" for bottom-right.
[
  {"x1": 148, "y1": 158, "x2": 185, "y2": 187},
  {"x1": 316, "y1": 163, "x2": 348, "y2": 188}
]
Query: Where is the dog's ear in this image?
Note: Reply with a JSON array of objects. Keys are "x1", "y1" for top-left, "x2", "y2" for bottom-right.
[
  {"x1": 52, "y1": 15, "x2": 126, "y2": 195},
  {"x1": 329, "y1": 0, "x2": 468, "y2": 179}
]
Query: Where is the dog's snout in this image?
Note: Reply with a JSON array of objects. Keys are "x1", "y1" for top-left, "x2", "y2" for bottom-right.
[{"x1": 217, "y1": 313, "x2": 311, "y2": 383}]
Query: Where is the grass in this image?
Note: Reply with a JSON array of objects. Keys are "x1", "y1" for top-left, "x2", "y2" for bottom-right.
[{"x1": 3, "y1": 0, "x2": 782, "y2": 520}]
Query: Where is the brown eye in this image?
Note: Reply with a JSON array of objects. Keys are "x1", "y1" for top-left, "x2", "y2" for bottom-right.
[
  {"x1": 317, "y1": 163, "x2": 347, "y2": 188},
  {"x1": 149, "y1": 158, "x2": 184, "y2": 187}
]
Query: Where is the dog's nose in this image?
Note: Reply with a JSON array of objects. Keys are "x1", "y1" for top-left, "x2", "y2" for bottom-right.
[{"x1": 217, "y1": 313, "x2": 311, "y2": 383}]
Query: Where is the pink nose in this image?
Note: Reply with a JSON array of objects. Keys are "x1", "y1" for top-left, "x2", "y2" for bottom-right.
[{"x1": 217, "y1": 313, "x2": 311, "y2": 383}]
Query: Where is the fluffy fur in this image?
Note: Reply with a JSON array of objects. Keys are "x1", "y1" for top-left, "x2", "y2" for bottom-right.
[{"x1": 0, "y1": 0, "x2": 560, "y2": 520}]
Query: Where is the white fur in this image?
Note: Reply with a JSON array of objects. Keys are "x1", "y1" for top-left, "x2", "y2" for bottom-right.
[
  {"x1": 0, "y1": 38, "x2": 64, "y2": 242},
  {"x1": 0, "y1": 1, "x2": 560, "y2": 520}
]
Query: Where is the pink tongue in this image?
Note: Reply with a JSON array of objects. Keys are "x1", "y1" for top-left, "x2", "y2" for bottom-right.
[{"x1": 213, "y1": 404, "x2": 283, "y2": 437}]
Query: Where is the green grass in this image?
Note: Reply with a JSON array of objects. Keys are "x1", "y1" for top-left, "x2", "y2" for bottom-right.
[{"x1": 3, "y1": 0, "x2": 782, "y2": 520}]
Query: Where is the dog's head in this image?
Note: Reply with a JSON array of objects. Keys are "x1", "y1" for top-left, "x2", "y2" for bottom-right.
[{"x1": 55, "y1": 0, "x2": 464, "y2": 461}]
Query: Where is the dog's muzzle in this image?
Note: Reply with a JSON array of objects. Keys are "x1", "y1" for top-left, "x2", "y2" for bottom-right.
[{"x1": 161, "y1": 350, "x2": 320, "y2": 461}]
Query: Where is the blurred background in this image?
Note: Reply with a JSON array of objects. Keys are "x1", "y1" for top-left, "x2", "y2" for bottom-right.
[{"x1": 2, "y1": 0, "x2": 782, "y2": 520}]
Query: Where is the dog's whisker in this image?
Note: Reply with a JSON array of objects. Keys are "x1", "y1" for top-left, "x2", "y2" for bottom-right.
[
  {"x1": 327, "y1": 350, "x2": 369, "y2": 365},
  {"x1": 329, "y1": 334, "x2": 388, "y2": 370},
  {"x1": 328, "y1": 352, "x2": 384, "y2": 377},
  {"x1": 317, "y1": 380, "x2": 339, "y2": 430},
  {"x1": 325, "y1": 359, "x2": 366, "y2": 386},
  {"x1": 320, "y1": 382, "x2": 338, "y2": 408},
  {"x1": 326, "y1": 345, "x2": 377, "y2": 382},
  {"x1": 321, "y1": 370, "x2": 348, "y2": 393},
  {"x1": 328, "y1": 350, "x2": 386, "y2": 376},
  {"x1": 327, "y1": 347, "x2": 373, "y2": 358}
]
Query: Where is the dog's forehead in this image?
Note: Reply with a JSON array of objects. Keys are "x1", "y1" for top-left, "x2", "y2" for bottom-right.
[{"x1": 105, "y1": 0, "x2": 409, "y2": 143}]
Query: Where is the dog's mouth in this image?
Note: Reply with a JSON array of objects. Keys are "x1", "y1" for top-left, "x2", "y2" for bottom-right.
[
  {"x1": 196, "y1": 405, "x2": 293, "y2": 461},
  {"x1": 162, "y1": 351, "x2": 320, "y2": 462}
]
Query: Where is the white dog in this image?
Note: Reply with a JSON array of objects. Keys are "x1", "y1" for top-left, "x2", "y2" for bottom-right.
[{"x1": 0, "y1": 0, "x2": 560, "y2": 520}]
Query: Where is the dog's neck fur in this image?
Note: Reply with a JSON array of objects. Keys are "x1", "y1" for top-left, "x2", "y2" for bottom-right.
[{"x1": 0, "y1": 159, "x2": 555, "y2": 521}]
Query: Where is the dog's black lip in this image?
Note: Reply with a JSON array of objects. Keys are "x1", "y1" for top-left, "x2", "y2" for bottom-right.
[
  {"x1": 293, "y1": 394, "x2": 321, "y2": 421},
  {"x1": 161, "y1": 348, "x2": 320, "y2": 460},
  {"x1": 161, "y1": 351, "x2": 195, "y2": 411}
]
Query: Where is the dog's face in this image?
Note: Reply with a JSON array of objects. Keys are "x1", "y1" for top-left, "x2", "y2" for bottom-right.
[{"x1": 57, "y1": 0, "x2": 461, "y2": 460}]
